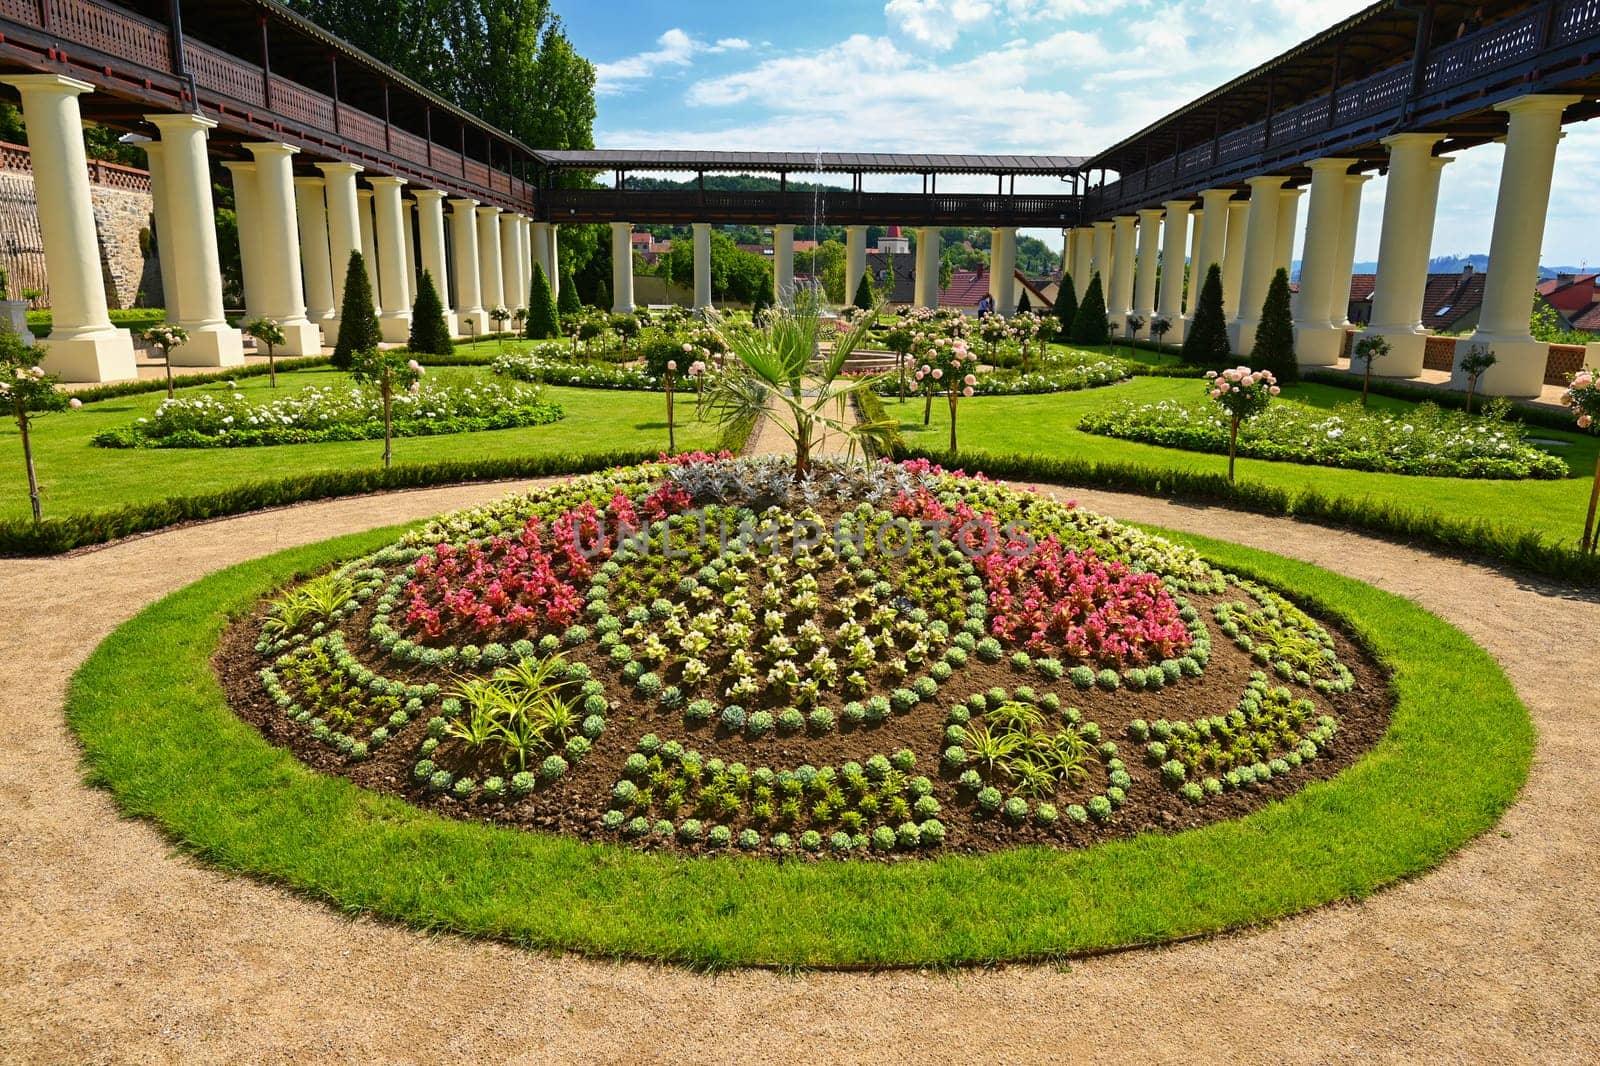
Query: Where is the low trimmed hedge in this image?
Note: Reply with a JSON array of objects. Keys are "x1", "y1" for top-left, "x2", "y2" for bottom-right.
[
  {"x1": 892, "y1": 445, "x2": 1600, "y2": 587},
  {"x1": 1301, "y1": 369, "x2": 1575, "y2": 432},
  {"x1": 0, "y1": 450, "x2": 657, "y2": 555},
  {"x1": 27, "y1": 307, "x2": 167, "y2": 339},
  {"x1": 69, "y1": 357, "x2": 333, "y2": 404}
]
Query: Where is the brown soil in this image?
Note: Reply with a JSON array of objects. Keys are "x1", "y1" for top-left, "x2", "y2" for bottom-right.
[
  {"x1": 3, "y1": 478, "x2": 1599, "y2": 1062},
  {"x1": 216, "y1": 567, "x2": 1391, "y2": 859}
]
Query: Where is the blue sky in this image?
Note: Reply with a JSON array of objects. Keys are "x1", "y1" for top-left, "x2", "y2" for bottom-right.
[{"x1": 558, "y1": 0, "x2": 1599, "y2": 269}]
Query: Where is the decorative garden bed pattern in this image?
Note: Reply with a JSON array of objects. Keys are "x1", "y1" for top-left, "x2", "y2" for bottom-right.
[{"x1": 220, "y1": 455, "x2": 1390, "y2": 858}]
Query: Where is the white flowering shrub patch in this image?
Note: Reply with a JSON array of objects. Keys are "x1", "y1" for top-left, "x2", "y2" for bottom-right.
[
  {"x1": 1079, "y1": 396, "x2": 1566, "y2": 479},
  {"x1": 94, "y1": 378, "x2": 563, "y2": 448},
  {"x1": 493, "y1": 344, "x2": 667, "y2": 391},
  {"x1": 235, "y1": 455, "x2": 1378, "y2": 858}
]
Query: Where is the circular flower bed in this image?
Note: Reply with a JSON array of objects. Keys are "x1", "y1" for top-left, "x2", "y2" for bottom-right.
[{"x1": 221, "y1": 456, "x2": 1390, "y2": 858}]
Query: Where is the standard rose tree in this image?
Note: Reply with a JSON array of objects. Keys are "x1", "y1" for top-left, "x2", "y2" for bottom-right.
[
  {"x1": 0, "y1": 328, "x2": 78, "y2": 521},
  {"x1": 143, "y1": 323, "x2": 191, "y2": 398},
  {"x1": 913, "y1": 334, "x2": 980, "y2": 453},
  {"x1": 350, "y1": 348, "x2": 424, "y2": 470},
  {"x1": 1206, "y1": 365, "x2": 1280, "y2": 481},
  {"x1": 242, "y1": 318, "x2": 287, "y2": 388},
  {"x1": 1562, "y1": 368, "x2": 1600, "y2": 552}
]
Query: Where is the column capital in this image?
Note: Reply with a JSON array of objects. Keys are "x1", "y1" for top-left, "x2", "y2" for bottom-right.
[
  {"x1": 773, "y1": 222, "x2": 795, "y2": 233},
  {"x1": 293, "y1": 175, "x2": 324, "y2": 188},
  {"x1": 413, "y1": 188, "x2": 446, "y2": 202},
  {"x1": 1136, "y1": 207, "x2": 1164, "y2": 221},
  {"x1": 243, "y1": 141, "x2": 299, "y2": 159},
  {"x1": 448, "y1": 196, "x2": 479, "y2": 210},
  {"x1": 1244, "y1": 174, "x2": 1289, "y2": 191},
  {"x1": 1, "y1": 73, "x2": 94, "y2": 97},
  {"x1": 610, "y1": 220, "x2": 632, "y2": 232},
  {"x1": 1198, "y1": 187, "x2": 1235, "y2": 201},
  {"x1": 316, "y1": 161, "x2": 364, "y2": 177},
  {"x1": 367, "y1": 175, "x2": 407, "y2": 189},
  {"x1": 1112, "y1": 214, "x2": 1137, "y2": 224},
  {"x1": 1344, "y1": 172, "x2": 1374, "y2": 186},
  {"x1": 356, "y1": 188, "x2": 374, "y2": 200},
  {"x1": 1379, "y1": 131, "x2": 1443, "y2": 152},
  {"x1": 1161, "y1": 199, "x2": 1195, "y2": 212},
  {"x1": 1306, "y1": 157, "x2": 1358, "y2": 174},
  {"x1": 144, "y1": 112, "x2": 217, "y2": 133},
  {"x1": 1496, "y1": 93, "x2": 1583, "y2": 117},
  {"x1": 220, "y1": 160, "x2": 256, "y2": 174},
  {"x1": 476, "y1": 204, "x2": 502, "y2": 217},
  {"x1": 1092, "y1": 218, "x2": 1114, "y2": 230},
  {"x1": 1279, "y1": 186, "x2": 1306, "y2": 200}
]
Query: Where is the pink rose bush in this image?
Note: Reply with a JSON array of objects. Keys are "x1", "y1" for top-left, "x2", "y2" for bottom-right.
[{"x1": 1205, "y1": 365, "x2": 1278, "y2": 480}]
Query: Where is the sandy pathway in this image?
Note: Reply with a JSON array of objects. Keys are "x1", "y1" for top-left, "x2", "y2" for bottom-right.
[{"x1": 2, "y1": 477, "x2": 1598, "y2": 1064}]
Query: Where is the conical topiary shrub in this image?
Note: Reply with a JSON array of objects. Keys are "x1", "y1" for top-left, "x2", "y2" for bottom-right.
[
  {"x1": 407, "y1": 268, "x2": 454, "y2": 355},
  {"x1": 595, "y1": 278, "x2": 611, "y2": 312},
  {"x1": 853, "y1": 273, "x2": 874, "y2": 310},
  {"x1": 1182, "y1": 263, "x2": 1231, "y2": 367},
  {"x1": 524, "y1": 261, "x2": 560, "y2": 339},
  {"x1": 1070, "y1": 272, "x2": 1110, "y2": 345},
  {"x1": 1055, "y1": 273, "x2": 1078, "y2": 334},
  {"x1": 1250, "y1": 266, "x2": 1298, "y2": 383},
  {"x1": 333, "y1": 249, "x2": 381, "y2": 370},
  {"x1": 558, "y1": 266, "x2": 582, "y2": 316}
]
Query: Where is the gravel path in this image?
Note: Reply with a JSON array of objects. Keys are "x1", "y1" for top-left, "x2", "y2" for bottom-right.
[{"x1": 2, "y1": 477, "x2": 1597, "y2": 1064}]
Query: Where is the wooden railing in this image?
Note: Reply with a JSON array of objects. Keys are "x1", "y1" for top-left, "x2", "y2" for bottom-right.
[
  {"x1": 186, "y1": 38, "x2": 266, "y2": 109},
  {"x1": 0, "y1": 139, "x2": 151, "y2": 191},
  {"x1": 544, "y1": 187, "x2": 1081, "y2": 226},
  {"x1": 45, "y1": 0, "x2": 172, "y2": 73}
]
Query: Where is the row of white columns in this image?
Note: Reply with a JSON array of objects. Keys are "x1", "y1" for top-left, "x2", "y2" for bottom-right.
[
  {"x1": 1, "y1": 71, "x2": 560, "y2": 381},
  {"x1": 1066, "y1": 92, "x2": 1576, "y2": 395}
]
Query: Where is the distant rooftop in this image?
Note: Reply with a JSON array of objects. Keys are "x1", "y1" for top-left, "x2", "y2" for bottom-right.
[{"x1": 533, "y1": 150, "x2": 1087, "y2": 176}]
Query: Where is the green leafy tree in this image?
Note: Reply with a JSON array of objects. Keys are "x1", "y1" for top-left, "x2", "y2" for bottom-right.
[
  {"x1": 243, "y1": 317, "x2": 287, "y2": 387},
  {"x1": 1182, "y1": 264, "x2": 1231, "y2": 366},
  {"x1": 0, "y1": 327, "x2": 76, "y2": 521},
  {"x1": 349, "y1": 347, "x2": 423, "y2": 469},
  {"x1": 1054, "y1": 273, "x2": 1078, "y2": 335},
  {"x1": 1250, "y1": 267, "x2": 1298, "y2": 383},
  {"x1": 1351, "y1": 334, "x2": 1390, "y2": 406},
  {"x1": 524, "y1": 261, "x2": 559, "y2": 339},
  {"x1": 1070, "y1": 272, "x2": 1110, "y2": 346},
  {"x1": 407, "y1": 269, "x2": 454, "y2": 355},
  {"x1": 852, "y1": 273, "x2": 874, "y2": 311},
  {"x1": 333, "y1": 250, "x2": 381, "y2": 370},
  {"x1": 1456, "y1": 344, "x2": 1498, "y2": 415},
  {"x1": 558, "y1": 266, "x2": 582, "y2": 316}
]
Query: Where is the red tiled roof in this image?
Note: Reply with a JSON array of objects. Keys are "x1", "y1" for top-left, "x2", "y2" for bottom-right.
[
  {"x1": 1347, "y1": 273, "x2": 1376, "y2": 302},
  {"x1": 1571, "y1": 303, "x2": 1600, "y2": 332}
]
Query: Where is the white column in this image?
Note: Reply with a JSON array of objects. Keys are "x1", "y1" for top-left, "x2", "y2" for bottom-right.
[
  {"x1": 356, "y1": 189, "x2": 380, "y2": 311},
  {"x1": 1293, "y1": 159, "x2": 1357, "y2": 366},
  {"x1": 1157, "y1": 200, "x2": 1191, "y2": 341},
  {"x1": 1192, "y1": 189, "x2": 1232, "y2": 301},
  {"x1": 518, "y1": 216, "x2": 533, "y2": 310},
  {"x1": 0, "y1": 76, "x2": 136, "y2": 380},
  {"x1": 222, "y1": 161, "x2": 265, "y2": 324},
  {"x1": 1331, "y1": 173, "x2": 1371, "y2": 329},
  {"x1": 1273, "y1": 187, "x2": 1303, "y2": 275},
  {"x1": 773, "y1": 223, "x2": 795, "y2": 307},
  {"x1": 477, "y1": 205, "x2": 504, "y2": 319},
  {"x1": 401, "y1": 200, "x2": 418, "y2": 304},
  {"x1": 294, "y1": 177, "x2": 335, "y2": 324},
  {"x1": 141, "y1": 142, "x2": 183, "y2": 325},
  {"x1": 1469, "y1": 94, "x2": 1583, "y2": 396},
  {"x1": 499, "y1": 211, "x2": 522, "y2": 310},
  {"x1": 548, "y1": 225, "x2": 561, "y2": 300},
  {"x1": 1108, "y1": 215, "x2": 1136, "y2": 333},
  {"x1": 449, "y1": 197, "x2": 487, "y2": 335},
  {"x1": 1228, "y1": 175, "x2": 1287, "y2": 353},
  {"x1": 914, "y1": 227, "x2": 941, "y2": 308},
  {"x1": 531, "y1": 222, "x2": 553, "y2": 286},
  {"x1": 316, "y1": 162, "x2": 363, "y2": 322},
  {"x1": 414, "y1": 189, "x2": 455, "y2": 334},
  {"x1": 1132, "y1": 209, "x2": 1162, "y2": 335},
  {"x1": 610, "y1": 221, "x2": 635, "y2": 312},
  {"x1": 692, "y1": 222, "x2": 713, "y2": 310},
  {"x1": 1368, "y1": 134, "x2": 1451, "y2": 376},
  {"x1": 1090, "y1": 220, "x2": 1113, "y2": 292},
  {"x1": 1221, "y1": 199, "x2": 1249, "y2": 320},
  {"x1": 844, "y1": 225, "x2": 868, "y2": 305},
  {"x1": 1062, "y1": 229, "x2": 1076, "y2": 285},
  {"x1": 1071, "y1": 226, "x2": 1093, "y2": 293},
  {"x1": 242, "y1": 142, "x2": 321, "y2": 355},
  {"x1": 368, "y1": 176, "x2": 412, "y2": 342},
  {"x1": 990, "y1": 227, "x2": 1017, "y2": 317},
  {"x1": 142, "y1": 113, "x2": 242, "y2": 366}
]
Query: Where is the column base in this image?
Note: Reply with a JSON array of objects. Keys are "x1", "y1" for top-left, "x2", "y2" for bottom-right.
[
  {"x1": 39, "y1": 329, "x2": 138, "y2": 383},
  {"x1": 1366, "y1": 328, "x2": 1427, "y2": 378},
  {"x1": 1457, "y1": 334, "x2": 1549, "y2": 398},
  {"x1": 1586, "y1": 342, "x2": 1600, "y2": 372},
  {"x1": 1228, "y1": 319, "x2": 1259, "y2": 357},
  {"x1": 1131, "y1": 308, "x2": 1158, "y2": 339},
  {"x1": 1293, "y1": 324, "x2": 1347, "y2": 367},
  {"x1": 454, "y1": 309, "x2": 489, "y2": 338},
  {"x1": 1158, "y1": 317, "x2": 1187, "y2": 345},
  {"x1": 440, "y1": 311, "x2": 459, "y2": 336},
  {"x1": 275, "y1": 320, "x2": 326, "y2": 356},
  {"x1": 1107, "y1": 311, "x2": 1128, "y2": 335},
  {"x1": 379, "y1": 313, "x2": 413, "y2": 344},
  {"x1": 169, "y1": 324, "x2": 246, "y2": 366},
  {"x1": 613, "y1": 299, "x2": 635, "y2": 314}
]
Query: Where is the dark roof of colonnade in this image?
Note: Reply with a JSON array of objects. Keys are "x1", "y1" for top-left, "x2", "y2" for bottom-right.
[{"x1": 532, "y1": 150, "x2": 1088, "y2": 175}]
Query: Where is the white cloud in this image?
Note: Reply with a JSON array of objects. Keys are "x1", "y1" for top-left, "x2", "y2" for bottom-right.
[
  {"x1": 713, "y1": 38, "x2": 752, "y2": 51},
  {"x1": 884, "y1": 0, "x2": 995, "y2": 50},
  {"x1": 594, "y1": 29, "x2": 751, "y2": 96}
]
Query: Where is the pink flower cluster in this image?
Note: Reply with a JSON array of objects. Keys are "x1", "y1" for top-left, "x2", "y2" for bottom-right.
[
  {"x1": 912, "y1": 338, "x2": 980, "y2": 398},
  {"x1": 982, "y1": 538, "x2": 1191, "y2": 666},
  {"x1": 1562, "y1": 370, "x2": 1598, "y2": 430},
  {"x1": 1204, "y1": 366, "x2": 1280, "y2": 399},
  {"x1": 658, "y1": 449, "x2": 735, "y2": 466}
]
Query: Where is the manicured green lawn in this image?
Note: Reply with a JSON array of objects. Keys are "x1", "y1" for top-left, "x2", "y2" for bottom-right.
[
  {"x1": 65, "y1": 519, "x2": 1530, "y2": 968},
  {"x1": 0, "y1": 365, "x2": 715, "y2": 521},
  {"x1": 891, "y1": 376, "x2": 1600, "y2": 549}
]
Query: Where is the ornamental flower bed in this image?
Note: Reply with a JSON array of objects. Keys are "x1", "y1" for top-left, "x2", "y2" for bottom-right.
[
  {"x1": 221, "y1": 455, "x2": 1390, "y2": 859},
  {"x1": 93, "y1": 378, "x2": 564, "y2": 448},
  {"x1": 492, "y1": 344, "x2": 666, "y2": 390},
  {"x1": 1078, "y1": 395, "x2": 1567, "y2": 480}
]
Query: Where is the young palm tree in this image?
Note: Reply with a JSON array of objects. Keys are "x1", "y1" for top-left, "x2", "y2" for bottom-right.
[{"x1": 700, "y1": 293, "x2": 896, "y2": 475}]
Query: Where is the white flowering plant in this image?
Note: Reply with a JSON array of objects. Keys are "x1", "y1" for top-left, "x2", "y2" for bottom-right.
[
  {"x1": 0, "y1": 327, "x2": 78, "y2": 520},
  {"x1": 1563, "y1": 368, "x2": 1600, "y2": 552},
  {"x1": 142, "y1": 322, "x2": 190, "y2": 398}
]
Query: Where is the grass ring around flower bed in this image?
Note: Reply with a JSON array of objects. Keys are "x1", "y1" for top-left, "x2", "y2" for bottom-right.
[{"x1": 65, "y1": 518, "x2": 1531, "y2": 969}]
